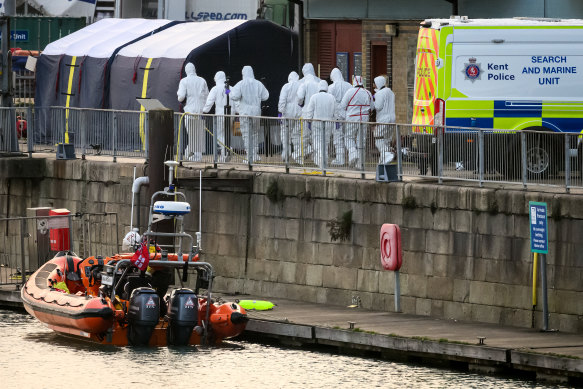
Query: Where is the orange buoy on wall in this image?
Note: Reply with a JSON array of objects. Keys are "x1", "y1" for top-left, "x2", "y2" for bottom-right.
[{"x1": 380, "y1": 223, "x2": 402, "y2": 271}]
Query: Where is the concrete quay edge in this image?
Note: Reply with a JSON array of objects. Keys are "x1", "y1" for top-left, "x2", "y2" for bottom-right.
[
  {"x1": 231, "y1": 295, "x2": 583, "y2": 384},
  {"x1": 3, "y1": 287, "x2": 583, "y2": 383},
  {"x1": 243, "y1": 317, "x2": 582, "y2": 383}
]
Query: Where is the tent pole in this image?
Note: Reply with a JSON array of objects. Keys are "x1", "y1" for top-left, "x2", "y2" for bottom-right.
[{"x1": 289, "y1": 0, "x2": 304, "y2": 72}]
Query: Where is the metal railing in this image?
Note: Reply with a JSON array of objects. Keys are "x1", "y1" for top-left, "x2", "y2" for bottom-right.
[
  {"x1": 1, "y1": 105, "x2": 582, "y2": 191},
  {"x1": 13, "y1": 70, "x2": 35, "y2": 106},
  {"x1": 0, "y1": 212, "x2": 119, "y2": 288}
]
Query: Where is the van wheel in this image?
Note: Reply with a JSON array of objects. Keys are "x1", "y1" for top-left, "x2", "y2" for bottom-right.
[{"x1": 525, "y1": 128, "x2": 561, "y2": 179}]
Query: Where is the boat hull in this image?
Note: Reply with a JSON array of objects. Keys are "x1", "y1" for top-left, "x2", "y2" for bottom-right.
[
  {"x1": 21, "y1": 256, "x2": 114, "y2": 334},
  {"x1": 22, "y1": 254, "x2": 247, "y2": 346}
]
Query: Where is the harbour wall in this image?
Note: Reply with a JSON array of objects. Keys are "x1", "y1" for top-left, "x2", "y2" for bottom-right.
[{"x1": 1, "y1": 157, "x2": 582, "y2": 332}]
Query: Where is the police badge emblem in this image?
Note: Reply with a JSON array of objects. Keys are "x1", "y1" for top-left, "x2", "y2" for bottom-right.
[{"x1": 463, "y1": 57, "x2": 482, "y2": 82}]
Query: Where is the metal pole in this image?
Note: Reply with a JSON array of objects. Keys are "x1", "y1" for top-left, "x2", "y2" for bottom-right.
[
  {"x1": 81, "y1": 110, "x2": 87, "y2": 159},
  {"x1": 321, "y1": 120, "x2": 327, "y2": 176},
  {"x1": 521, "y1": 131, "x2": 527, "y2": 189},
  {"x1": 158, "y1": 0, "x2": 164, "y2": 19},
  {"x1": 112, "y1": 111, "x2": 118, "y2": 163},
  {"x1": 288, "y1": 0, "x2": 304, "y2": 72},
  {"x1": 223, "y1": 88, "x2": 231, "y2": 163},
  {"x1": 565, "y1": 133, "x2": 570, "y2": 193},
  {"x1": 1, "y1": 16, "x2": 14, "y2": 109},
  {"x1": 213, "y1": 115, "x2": 218, "y2": 168},
  {"x1": 395, "y1": 124, "x2": 402, "y2": 180},
  {"x1": 478, "y1": 129, "x2": 484, "y2": 187},
  {"x1": 27, "y1": 106, "x2": 33, "y2": 158},
  {"x1": 144, "y1": 113, "x2": 149, "y2": 160},
  {"x1": 285, "y1": 118, "x2": 290, "y2": 174},
  {"x1": 68, "y1": 214, "x2": 74, "y2": 253},
  {"x1": 20, "y1": 218, "x2": 27, "y2": 288},
  {"x1": 61, "y1": 107, "x2": 66, "y2": 145},
  {"x1": 437, "y1": 127, "x2": 443, "y2": 184},
  {"x1": 359, "y1": 122, "x2": 365, "y2": 179},
  {"x1": 247, "y1": 117, "x2": 252, "y2": 171},
  {"x1": 532, "y1": 252, "x2": 538, "y2": 328},
  {"x1": 540, "y1": 253, "x2": 549, "y2": 331},
  {"x1": 198, "y1": 170, "x2": 202, "y2": 250},
  {"x1": 394, "y1": 270, "x2": 401, "y2": 312}
]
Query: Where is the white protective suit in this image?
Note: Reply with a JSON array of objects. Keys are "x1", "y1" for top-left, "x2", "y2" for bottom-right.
[
  {"x1": 277, "y1": 71, "x2": 302, "y2": 161},
  {"x1": 177, "y1": 63, "x2": 209, "y2": 161},
  {"x1": 295, "y1": 63, "x2": 321, "y2": 160},
  {"x1": 203, "y1": 71, "x2": 234, "y2": 162},
  {"x1": 230, "y1": 65, "x2": 269, "y2": 163},
  {"x1": 339, "y1": 75, "x2": 374, "y2": 166},
  {"x1": 373, "y1": 75, "x2": 396, "y2": 164},
  {"x1": 304, "y1": 80, "x2": 336, "y2": 169},
  {"x1": 328, "y1": 68, "x2": 352, "y2": 165}
]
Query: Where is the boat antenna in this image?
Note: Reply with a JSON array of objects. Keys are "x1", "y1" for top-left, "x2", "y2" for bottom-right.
[{"x1": 164, "y1": 160, "x2": 179, "y2": 192}]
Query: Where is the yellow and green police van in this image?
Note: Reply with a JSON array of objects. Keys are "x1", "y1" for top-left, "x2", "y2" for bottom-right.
[{"x1": 412, "y1": 17, "x2": 583, "y2": 178}]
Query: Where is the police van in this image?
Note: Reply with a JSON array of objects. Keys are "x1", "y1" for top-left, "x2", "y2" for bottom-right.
[{"x1": 412, "y1": 17, "x2": 583, "y2": 178}]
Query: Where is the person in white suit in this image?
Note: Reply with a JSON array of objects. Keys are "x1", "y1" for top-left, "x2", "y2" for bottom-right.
[
  {"x1": 373, "y1": 75, "x2": 396, "y2": 164},
  {"x1": 327, "y1": 68, "x2": 352, "y2": 165},
  {"x1": 295, "y1": 63, "x2": 320, "y2": 161},
  {"x1": 230, "y1": 65, "x2": 269, "y2": 163},
  {"x1": 203, "y1": 70, "x2": 235, "y2": 162},
  {"x1": 177, "y1": 62, "x2": 209, "y2": 162},
  {"x1": 339, "y1": 75, "x2": 374, "y2": 167},
  {"x1": 304, "y1": 80, "x2": 336, "y2": 169},
  {"x1": 277, "y1": 71, "x2": 302, "y2": 161}
]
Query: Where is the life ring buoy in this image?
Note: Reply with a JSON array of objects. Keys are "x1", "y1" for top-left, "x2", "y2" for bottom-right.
[{"x1": 380, "y1": 224, "x2": 402, "y2": 271}]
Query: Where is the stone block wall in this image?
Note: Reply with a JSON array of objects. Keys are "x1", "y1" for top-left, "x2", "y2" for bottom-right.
[
  {"x1": 2, "y1": 158, "x2": 582, "y2": 332},
  {"x1": 200, "y1": 169, "x2": 583, "y2": 333}
]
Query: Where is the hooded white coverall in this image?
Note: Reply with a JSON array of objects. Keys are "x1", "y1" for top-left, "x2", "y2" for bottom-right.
[
  {"x1": 339, "y1": 75, "x2": 374, "y2": 166},
  {"x1": 328, "y1": 68, "x2": 352, "y2": 165},
  {"x1": 373, "y1": 75, "x2": 396, "y2": 164},
  {"x1": 295, "y1": 63, "x2": 321, "y2": 160},
  {"x1": 304, "y1": 80, "x2": 336, "y2": 169},
  {"x1": 278, "y1": 71, "x2": 302, "y2": 161},
  {"x1": 177, "y1": 63, "x2": 209, "y2": 161},
  {"x1": 230, "y1": 65, "x2": 269, "y2": 163},
  {"x1": 203, "y1": 71, "x2": 234, "y2": 161}
]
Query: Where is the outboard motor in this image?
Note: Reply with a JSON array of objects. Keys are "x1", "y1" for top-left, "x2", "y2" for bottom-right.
[
  {"x1": 127, "y1": 287, "x2": 160, "y2": 346},
  {"x1": 167, "y1": 288, "x2": 198, "y2": 346}
]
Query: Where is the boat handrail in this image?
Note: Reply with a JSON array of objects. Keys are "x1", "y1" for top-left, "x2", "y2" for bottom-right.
[{"x1": 141, "y1": 231, "x2": 194, "y2": 257}]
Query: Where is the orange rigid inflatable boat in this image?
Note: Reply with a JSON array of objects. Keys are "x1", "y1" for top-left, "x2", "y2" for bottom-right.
[
  {"x1": 22, "y1": 162, "x2": 248, "y2": 346},
  {"x1": 21, "y1": 251, "x2": 248, "y2": 346}
]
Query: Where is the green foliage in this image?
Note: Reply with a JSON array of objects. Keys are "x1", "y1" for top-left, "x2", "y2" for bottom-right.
[
  {"x1": 403, "y1": 195, "x2": 417, "y2": 209},
  {"x1": 551, "y1": 202, "x2": 562, "y2": 221},
  {"x1": 327, "y1": 210, "x2": 353, "y2": 242},
  {"x1": 487, "y1": 199, "x2": 499, "y2": 215},
  {"x1": 266, "y1": 180, "x2": 285, "y2": 203},
  {"x1": 298, "y1": 190, "x2": 312, "y2": 201}
]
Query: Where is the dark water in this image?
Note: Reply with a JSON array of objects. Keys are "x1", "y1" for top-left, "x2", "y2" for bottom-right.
[{"x1": 0, "y1": 309, "x2": 569, "y2": 389}]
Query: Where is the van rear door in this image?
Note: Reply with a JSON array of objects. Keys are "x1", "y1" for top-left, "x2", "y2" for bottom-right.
[{"x1": 413, "y1": 27, "x2": 439, "y2": 127}]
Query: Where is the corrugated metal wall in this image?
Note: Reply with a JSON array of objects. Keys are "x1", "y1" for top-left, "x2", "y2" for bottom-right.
[{"x1": 305, "y1": 0, "x2": 583, "y2": 20}]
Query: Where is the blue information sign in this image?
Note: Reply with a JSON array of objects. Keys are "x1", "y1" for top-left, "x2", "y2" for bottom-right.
[
  {"x1": 529, "y1": 201, "x2": 548, "y2": 254},
  {"x1": 0, "y1": 30, "x2": 29, "y2": 42}
]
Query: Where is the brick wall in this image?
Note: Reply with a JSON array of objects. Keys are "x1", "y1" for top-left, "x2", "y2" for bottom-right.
[{"x1": 305, "y1": 19, "x2": 421, "y2": 123}]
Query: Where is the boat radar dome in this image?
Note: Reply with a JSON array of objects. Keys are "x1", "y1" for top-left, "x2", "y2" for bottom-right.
[{"x1": 153, "y1": 201, "x2": 191, "y2": 215}]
